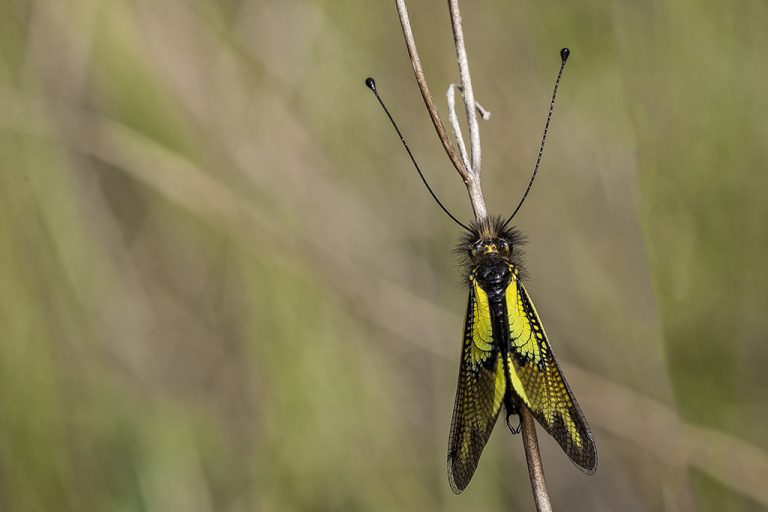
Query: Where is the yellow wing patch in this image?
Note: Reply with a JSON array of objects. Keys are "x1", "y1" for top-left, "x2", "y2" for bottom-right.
[
  {"x1": 504, "y1": 273, "x2": 597, "y2": 474},
  {"x1": 447, "y1": 278, "x2": 507, "y2": 494},
  {"x1": 470, "y1": 280, "x2": 493, "y2": 367}
]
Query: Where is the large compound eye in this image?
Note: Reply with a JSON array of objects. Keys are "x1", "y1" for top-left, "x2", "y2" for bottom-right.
[{"x1": 469, "y1": 240, "x2": 484, "y2": 257}]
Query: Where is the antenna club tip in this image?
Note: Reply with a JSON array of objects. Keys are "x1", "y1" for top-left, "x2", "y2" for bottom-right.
[
  {"x1": 560, "y1": 48, "x2": 570, "y2": 63},
  {"x1": 365, "y1": 77, "x2": 377, "y2": 91}
]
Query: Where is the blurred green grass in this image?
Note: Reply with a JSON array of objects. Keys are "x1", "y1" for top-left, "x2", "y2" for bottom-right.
[{"x1": 1, "y1": 0, "x2": 767, "y2": 511}]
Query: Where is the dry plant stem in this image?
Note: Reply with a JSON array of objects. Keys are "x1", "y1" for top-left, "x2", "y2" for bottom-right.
[
  {"x1": 446, "y1": 84, "x2": 472, "y2": 170},
  {"x1": 446, "y1": 85, "x2": 491, "y2": 170},
  {"x1": 521, "y1": 406, "x2": 553, "y2": 512},
  {"x1": 393, "y1": 0, "x2": 469, "y2": 180},
  {"x1": 448, "y1": 84, "x2": 492, "y2": 119},
  {"x1": 474, "y1": 101, "x2": 491, "y2": 120},
  {"x1": 462, "y1": 170, "x2": 488, "y2": 222},
  {"x1": 447, "y1": 0, "x2": 482, "y2": 173},
  {"x1": 393, "y1": 0, "x2": 487, "y2": 222},
  {"x1": 445, "y1": 0, "x2": 487, "y2": 222}
]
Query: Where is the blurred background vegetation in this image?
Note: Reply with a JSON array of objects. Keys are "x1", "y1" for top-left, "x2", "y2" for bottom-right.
[{"x1": 1, "y1": 0, "x2": 767, "y2": 510}]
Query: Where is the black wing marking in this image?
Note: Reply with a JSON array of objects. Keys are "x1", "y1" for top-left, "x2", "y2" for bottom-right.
[
  {"x1": 506, "y1": 277, "x2": 597, "y2": 474},
  {"x1": 447, "y1": 279, "x2": 507, "y2": 493}
]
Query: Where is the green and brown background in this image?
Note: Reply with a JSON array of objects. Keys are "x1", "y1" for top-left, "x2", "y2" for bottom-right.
[{"x1": 1, "y1": 0, "x2": 767, "y2": 510}]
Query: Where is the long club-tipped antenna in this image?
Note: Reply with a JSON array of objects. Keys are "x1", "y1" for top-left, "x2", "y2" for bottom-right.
[
  {"x1": 503, "y1": 48, "x2": 571, "y2": 229},
  {"x1": 365, "y1": 77, "x2": 471, "y2": 232}
]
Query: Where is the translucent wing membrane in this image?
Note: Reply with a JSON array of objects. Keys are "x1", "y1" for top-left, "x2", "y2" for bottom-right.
[
  {"x1": 505, "y1": 276, "x2": 597, "y2": 474},
  {"x1": 447, "y1": 281, "x2": 506, "y2": 494}
]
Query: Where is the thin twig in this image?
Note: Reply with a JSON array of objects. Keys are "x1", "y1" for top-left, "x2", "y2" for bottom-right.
[
  {"x1": 443, "y1": 0, "x2": 486, "y2": 222},
  {"x1": 447, "y1": 0, "x2": 482, "y2": 174},
  {"x1": 474, "y1": 102, "x2": 491, "y2": 121},
  {"x1": 446, "y1": 84, "x2": 491, "y2": 169},
  {"x1": 521, "y1": 406, "x2": 553, "y2": 512},
  {"x1": 446, "y1": 84, "x2": 471, "y2": 170},
  {"x1": 393, "y1": 0, "x2": 470, "y2": 182},
  {"x1": 394, "y1": 0, "x2": 487, "y2": 222}
]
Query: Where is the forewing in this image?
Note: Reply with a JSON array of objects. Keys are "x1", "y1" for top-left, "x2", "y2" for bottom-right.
[
  {"x1": 447, "y1": 280, "x2": 506, "y2": 493},
  {"x1": 505, "y1": 276, "x2": 597, "y2": 474}
]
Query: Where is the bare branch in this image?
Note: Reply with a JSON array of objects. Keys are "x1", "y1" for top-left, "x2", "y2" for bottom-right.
[
  {"x1": 448, "y1": 0, "x2": 482, "y2": 174},
  {"x1": 447, "y1": 84, "x2": 491, "y2": 169},
  {"x1": 521, "y1": 406, "x2": 554, "y2": 512},
  {"x1": 446, "y1": 84, "x2": 471, "y2": 170},
  {"x1": 394, "y1": 0, "x2": 488, "y2": 222},
  {"x1": 393, "y1": 0, "x2": 470, "y2": 182},
  {"x1": 474, "y1": 101, "x2": 491, "y2": 120}
]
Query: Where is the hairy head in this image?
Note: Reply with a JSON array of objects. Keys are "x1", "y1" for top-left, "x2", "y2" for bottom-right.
[{"x1": 455, "y1": 216, "x2": 526, "y2": 285}]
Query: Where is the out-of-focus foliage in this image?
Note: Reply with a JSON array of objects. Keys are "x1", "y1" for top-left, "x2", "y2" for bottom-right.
[{"x1": 1, "y1": 1, "x2": 766, "y2": 511}]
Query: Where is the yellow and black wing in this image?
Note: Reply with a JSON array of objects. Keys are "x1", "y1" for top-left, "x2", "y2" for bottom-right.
[
  {"x1": 505, "y1": 276, "x2": 597, "y2": 474},
  {"x1": 447, "y1": 279, "x2": 507, "y2": 494}
]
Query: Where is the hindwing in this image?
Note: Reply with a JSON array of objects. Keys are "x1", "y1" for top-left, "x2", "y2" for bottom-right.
[
  {"x1": 447, "y1": 279, "x2": 507, "y2": 494},
  {"x1": 505, "y1": 275, "x2": 597, "y2": 474}
]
